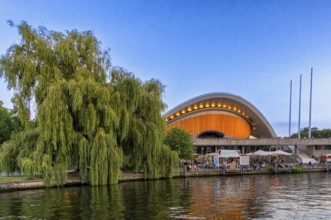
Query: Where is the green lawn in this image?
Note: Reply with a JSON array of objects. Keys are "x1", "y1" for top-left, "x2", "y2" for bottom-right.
[{"x1": 0, "y1": 176, "x2": 30, "y2": 183}]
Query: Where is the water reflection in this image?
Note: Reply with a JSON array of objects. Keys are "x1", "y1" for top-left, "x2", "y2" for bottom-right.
[{"x1": 0, "y1": 173, "x2": 331, "y2": 219}]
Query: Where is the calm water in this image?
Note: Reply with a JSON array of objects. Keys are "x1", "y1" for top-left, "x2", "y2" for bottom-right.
[{"x1": 1, "y1": 173, "x2": 331, "y2": 219}]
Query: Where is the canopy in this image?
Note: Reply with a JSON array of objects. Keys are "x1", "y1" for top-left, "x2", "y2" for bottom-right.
[
  {"x1": 252, "y1": 150, "x2": 292, "y2": 156},
  {"x1": 219, "y1": 150, "x2": 240, "y2": 158}
]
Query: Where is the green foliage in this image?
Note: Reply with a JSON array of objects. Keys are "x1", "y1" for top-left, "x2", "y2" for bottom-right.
[
  {"x1": 157, "y1": 145, "x2": 179, "y2": 178},
  {"x1": 0, "y1": 22, "x2": 177, "y2": 186},
  {"x1": 0, "y1": 141, "x2": 19, "y2": 174},
  {"x1": 0, "y1": 102, "x2": 22, "y2": 145},
  {"x1": 290, "y1": 127, "x2": 331, "y2": 138},
  {"x1": 164, "y1": 128, "x2": 194, "y2": 160},
  {"x1": 291, "y1": 166, "x2": 303, "y2": 173},
  {"x1": 267, "y1": 166, "x2": 275, "y2": 173},
  {"x1": 0, "y1": 127, "x2": 39, "y2": 175}
]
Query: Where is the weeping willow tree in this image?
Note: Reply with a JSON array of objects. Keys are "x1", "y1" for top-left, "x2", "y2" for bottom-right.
[
  {"x1": 111, "y1": 69, "x2": 178, "y2": 179},
  {"x1": 0, "y1": 21, "x2": 122, "y2": 186},
  {"x1": 0, "y1": 21, "x2": 177, "y2": 186}
]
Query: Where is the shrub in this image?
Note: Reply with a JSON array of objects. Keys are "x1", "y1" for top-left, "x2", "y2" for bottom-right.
[
  {"x1": 268, "y1": 166, "x2": 275, "y2": 173},
  {"x1": 291, "y1": 166, "x2": 303, "y2": 173}
]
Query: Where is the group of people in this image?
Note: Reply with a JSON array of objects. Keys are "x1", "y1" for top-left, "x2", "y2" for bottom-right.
[
  {"x1": 250, "y1": 156, "x2": 288, "y2": 170},
  {"x1": 180, "y1": 154, "x2": 323, "y2": 173},
  {"x1": 182, "y1": 161, "x2": 198, "y2": 172}
]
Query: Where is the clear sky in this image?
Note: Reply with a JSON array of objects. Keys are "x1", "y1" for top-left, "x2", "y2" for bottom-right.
[{"x1": 1, "y1": 0, "x2": 331, "y2": 137}]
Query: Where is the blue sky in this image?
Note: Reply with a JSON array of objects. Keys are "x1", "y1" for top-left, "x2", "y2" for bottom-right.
[{"x1": 1, "y1": 0, "x2": 331, "y2": 137}]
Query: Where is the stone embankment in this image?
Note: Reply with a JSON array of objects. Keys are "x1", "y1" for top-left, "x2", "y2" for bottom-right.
[{"x1": 0, "y1": 172, "x2": 145, "y2": 192}]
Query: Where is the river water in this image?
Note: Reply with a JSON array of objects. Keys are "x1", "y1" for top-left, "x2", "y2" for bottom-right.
[{"x1": 0, "y1": 172, "x2": 331, "y2": 219}]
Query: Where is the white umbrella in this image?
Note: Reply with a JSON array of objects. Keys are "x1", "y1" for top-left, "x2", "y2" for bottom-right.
[
  {"x1": 274, "y1": 150, "x2": 292, "y2": 156},
  {"x1": 253, "y1": 150, "x2": 274, "y2": 156}
]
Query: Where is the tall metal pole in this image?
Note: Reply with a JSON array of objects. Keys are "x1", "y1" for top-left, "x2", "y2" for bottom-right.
[
  {"x1": 289, "y1": 80, "x2": 292, "y2": 137},
  {"x1": 298, "y1": 74, "x2": 302, "y2": 139},
  {"x1": 309, "y1": 68, "x2": 313, "y2": 138}
]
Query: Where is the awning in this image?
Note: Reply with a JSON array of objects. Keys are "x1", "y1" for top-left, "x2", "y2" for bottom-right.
[{"x1": 219, "y1": 150, "x2": 240, "y2": 158}]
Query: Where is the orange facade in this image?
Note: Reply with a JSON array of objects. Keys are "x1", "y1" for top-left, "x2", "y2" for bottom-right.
[{"x1": 167, "y1": 113, "x2": 251, "y2": 138}]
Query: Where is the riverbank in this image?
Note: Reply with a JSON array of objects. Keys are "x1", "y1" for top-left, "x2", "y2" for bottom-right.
[
  {"x1": 0, "y1": 167, "x2": 329, "y2": 192},
  {"x1": 0, "y1": 171, "x2": 146, "y2": 192}
]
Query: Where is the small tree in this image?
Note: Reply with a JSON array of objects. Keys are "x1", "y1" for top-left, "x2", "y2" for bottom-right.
[{"x1": 164, "y1": 128, "x2": 194, "y2": 160}]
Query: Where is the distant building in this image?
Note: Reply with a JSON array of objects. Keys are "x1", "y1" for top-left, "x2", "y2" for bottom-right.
[{"x1": 165, "y1": 93, "x2": 277, "y2": 154}]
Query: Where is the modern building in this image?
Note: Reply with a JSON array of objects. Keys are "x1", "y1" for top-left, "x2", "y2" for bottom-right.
[{"x1": 165, "y1": 93, "x2": 277, "y2": 154}]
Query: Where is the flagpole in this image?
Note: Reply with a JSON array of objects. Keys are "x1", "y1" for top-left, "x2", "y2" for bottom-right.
[
  {"x1": 289, "y1": 80, "x2": 292, "y2": 137},
  {"x1": 309, "y1": 68, "x2": 313, "y2": 138},
  {"x1": 298, "y1": 74, "x2": 302, "y2": 139}
]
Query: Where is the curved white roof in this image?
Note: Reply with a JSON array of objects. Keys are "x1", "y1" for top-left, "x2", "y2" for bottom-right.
[{"x1": 165, "y1": 92, "x2": 277, "y2": 138}]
